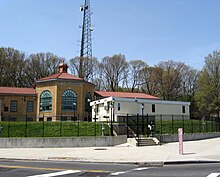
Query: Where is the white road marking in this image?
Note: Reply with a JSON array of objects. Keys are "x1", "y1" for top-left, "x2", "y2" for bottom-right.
[
  {"x1": 110, "y1": 171, "x2": 128, "y2": 176},
  {"x1": 110, "y1": 167, "x2": 149, "y2": 176},
  {"x1": 132, "y1": 167, "x2": 149, "y2": 171},
  {"x1": 26, "y1": 170, "x2": 81, "y2": 177},
  {"x1": 207, "y1": 173, "x2": 220, "y2": 177}
]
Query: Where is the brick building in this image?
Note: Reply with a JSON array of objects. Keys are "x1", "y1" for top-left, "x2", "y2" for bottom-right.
[{"x1": 0, "y1": 63, "x2": 95, "y2": 121}]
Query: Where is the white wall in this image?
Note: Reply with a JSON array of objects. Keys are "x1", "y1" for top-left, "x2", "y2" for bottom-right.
[{"x1": 91, "y1": 97, "x2": 190, "y2": 122}]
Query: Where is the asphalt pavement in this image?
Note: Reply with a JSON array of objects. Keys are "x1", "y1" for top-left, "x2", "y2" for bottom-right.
[{"x1": 0, "y1": 137, "x2": 220, "y2": 164}]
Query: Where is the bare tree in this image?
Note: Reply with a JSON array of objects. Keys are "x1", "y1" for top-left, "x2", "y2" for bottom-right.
[
  {"x1": 99, "y1": 54, "x2": 128, "y2": 91},
  {"x1": 0, "y1": 47, "x2": 26, "y2": 87},
  {"x1": 181, "y1": 66, "x2": 199, "y2": 98},
  {"x1": 141, "y1": 60, "x2": 188, "y2": 100},
  {"x1": 24, "y1": 52, "x2": 64, "y2": 87},
  {"x1": 69, "y1": 56, "x2": 97, "y2": 81},
  {"x1": 124, "y1": 60, "x2": 147, "y2": 92},
  {"x1": 140, "y1": 66, "x2": 163, "y2": 96}
]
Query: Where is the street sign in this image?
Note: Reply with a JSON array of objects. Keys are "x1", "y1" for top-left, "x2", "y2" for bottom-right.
[{"x1": 178, "y1": 128, "x2": 183, "y2": 155}]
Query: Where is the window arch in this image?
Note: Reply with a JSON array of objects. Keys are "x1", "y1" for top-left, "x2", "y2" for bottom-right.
[
  {"x1": 85, "y1": 92, "x2": 92, "y2": 112},
  {"x1": 40, "y1": 90, "x2": 52, "y2": 112},
  {"x1": 62, "y1": 90, "x2": 77, "y2": 111}
]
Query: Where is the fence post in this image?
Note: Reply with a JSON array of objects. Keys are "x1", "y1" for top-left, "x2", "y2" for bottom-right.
[
  {"x1": 25, "y1": 114, "x2": 27, "y2": 137},
  {"x1": 211, "y1": 117, "x2": 214, "y2": 132},
  {"x1": 78, "y1": 115, "x2": 80, "y2": 137},
  {"x1": 126, "y1": 114, "x2": 129, "y2": 138},
  {"x1": 8, "y1": 115, "x2": 10, "y2": 138},
  {"x1": 160, "y1": 114, "x2": 162, "y2": 135},
  {"x1": 142, "y1": 113, "x2": 144, "y2": 135},
  {"x1": 191, "y1": 118, "x2": 193, "y2": 133},
  {"x1": 136, "y1": 114, "x2": 139, "y2": 138},
  {"x1": 60, "y1": 115, "x2": 62, "y2": 137},
  {"x1": 217, "y1": 117, "x2": 220, "y2": 132},
  {"x1": 147, "y1": 114, "x2": 149, "y2": 136},
  {"x1": 59, "y1": 116, "x2": 62, "y2": 137},
  {"x1": 215, "y1": 117, "x2": 218, "y2": 132},
  {"x1": 182, "y1": 115, "x2": 184, "y2": 133},
  {"x1": 205, "y1": 118, "x2": 208, "y2": 133},
  {"x1": 42, "y1": 115, "x2": 45, "y2": 137},
  {"x1": 199, "y1": 119, "x2": 202, "y2": 133},
  {"x1": 171, "y1": 115, "x2": 174, "y2": 134}
]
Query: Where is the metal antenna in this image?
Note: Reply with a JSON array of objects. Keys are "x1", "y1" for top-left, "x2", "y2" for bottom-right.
[{"x1": 79, "y1": 0, "x2": 93, "y2": 79}]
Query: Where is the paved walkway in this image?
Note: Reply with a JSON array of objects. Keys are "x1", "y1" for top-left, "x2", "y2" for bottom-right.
[{"x1": 0, "y1": 137, "x2": 220, "y2": 163}]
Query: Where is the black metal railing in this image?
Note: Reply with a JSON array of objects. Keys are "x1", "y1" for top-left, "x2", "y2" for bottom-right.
[
  {"x1": 0, "y1": 115, "x2": 111, "y2": 138},
  {"x1": 122, "y1": 114, "x2": 220, "y2": 138}
]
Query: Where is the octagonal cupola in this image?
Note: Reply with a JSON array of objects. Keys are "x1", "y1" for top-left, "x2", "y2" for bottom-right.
[{"x1": 58, "y1": 62, "x2": 68, "y2": 73}]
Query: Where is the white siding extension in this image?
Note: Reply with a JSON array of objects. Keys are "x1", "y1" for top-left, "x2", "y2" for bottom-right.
[{"x1": 90, "y1": 97, "x2": 190, "y2": 122}]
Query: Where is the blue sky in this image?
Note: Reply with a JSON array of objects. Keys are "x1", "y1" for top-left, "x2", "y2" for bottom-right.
[{"x1": 1, "y1": 0, "x2": 220, "y2": 70}]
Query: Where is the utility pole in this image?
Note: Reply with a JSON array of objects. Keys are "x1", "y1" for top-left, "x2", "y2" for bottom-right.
[{"x1": 79, "y1": 0, "x2": 93, "y2": 79}]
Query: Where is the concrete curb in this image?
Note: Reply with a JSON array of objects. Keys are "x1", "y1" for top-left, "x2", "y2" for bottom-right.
[{"x1": 1, "y1": 157, "x2": 219, "y2": 167}]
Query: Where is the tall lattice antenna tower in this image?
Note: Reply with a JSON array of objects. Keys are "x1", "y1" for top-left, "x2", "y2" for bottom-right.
[{"x1": 79, "y1": 0, "x2": 93, "y2": 79}]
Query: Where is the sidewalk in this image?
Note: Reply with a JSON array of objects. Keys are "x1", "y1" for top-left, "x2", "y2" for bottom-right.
[{"x1": 0, "y1": 137, "x2": 220, "y2": 164}]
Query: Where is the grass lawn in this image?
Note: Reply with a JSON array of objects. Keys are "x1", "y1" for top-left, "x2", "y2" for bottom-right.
[
  {"x1": 155, "y1": 119, "x2": 219, "y2": 134},
  {"x1": 126, "y1": 117, "x2": 220, "y2": 135},
  {"x1": 0, "y1": 119, "x2": 219, "y2": 137},
  {"x1": 0, "y1": 121, "x2": 110, "y2": 138}
]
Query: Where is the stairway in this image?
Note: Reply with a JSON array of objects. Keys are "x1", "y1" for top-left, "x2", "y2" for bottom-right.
[{"x1": 137, "y1": 137, "x2": 160, "y2": 146}]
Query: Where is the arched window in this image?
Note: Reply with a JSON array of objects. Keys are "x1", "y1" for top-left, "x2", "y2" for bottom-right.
[
  {"x1": 85, "y1": 92, "x2": 92, "y2": 112},
  {"x1": 40, "y1": 90, "x2": 52, "y2": 112},
  {"x1": 62, "y1": 90, "x2": 77, "y2": 111}
]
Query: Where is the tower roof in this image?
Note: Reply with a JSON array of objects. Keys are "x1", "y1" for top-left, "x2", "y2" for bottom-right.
[
  {"x1": 36, "y1": 62, "x2": 94, "y2": 86},
  {"x1": 37, "y1": 72, "x2": 83, "y2": 82}
]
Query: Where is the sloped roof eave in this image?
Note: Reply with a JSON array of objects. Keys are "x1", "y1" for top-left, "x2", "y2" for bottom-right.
[
  {"x1": 0, "y1": 87, "x2": 36, "y2": 96},
  {"x1": 95, "y1": 91, "x2": 160, "y2": 100},
  {"x1": 36, "y1": 78, "x2": 95, "y2": 86},
  {"x1": 0, "y1": 93, "x2": 37, "y2": 96}
]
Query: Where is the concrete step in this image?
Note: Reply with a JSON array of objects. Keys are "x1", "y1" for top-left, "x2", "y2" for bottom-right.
[{"x1": 137, "y1": 138, "x2": 160, "y2": 146}]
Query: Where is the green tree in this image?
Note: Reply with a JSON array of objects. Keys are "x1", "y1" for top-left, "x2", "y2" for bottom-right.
[
  {"x1": 195, "y1": 51, "x2": 220, "y2": 117},
  {"x1": 157, "y1": 60, "x2": 188, "y2": 100}
]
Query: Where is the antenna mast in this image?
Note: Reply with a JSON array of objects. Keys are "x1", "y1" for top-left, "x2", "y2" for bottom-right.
[{"x1": 79, "y1": 0, "x2": 93, "y2": 79}]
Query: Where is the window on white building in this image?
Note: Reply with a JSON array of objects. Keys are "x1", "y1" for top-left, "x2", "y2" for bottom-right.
[
  {"x1": 152, "y1": 104, "x2": 155, "y2": 113},
  {"x1": 182, "y1": 106, "x2": 186, "y2": 113},
  {"x1": 118, "y1": 103, "x2": 121, "y2": 111}
]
